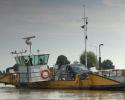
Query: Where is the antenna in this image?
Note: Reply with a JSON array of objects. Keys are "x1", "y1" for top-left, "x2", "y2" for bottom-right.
[
  {"x1": 37, "y1": 49, "x2": 40, "y2": 55},
  {"x1": 11, "y1": 50, "x2": 27, "y2": 56},
  {"x1": 20, "y1": 50, "x2": 27, "y2": 56},
  {"x1": 11, "y1": 50, "x2": 19, "y2": 56},
  {"x1": 81, "y1": 5, "x2": 88, "y2": 68},
  {"x1": 23, "y1": 36, "x2": 36, "y2": 54}
]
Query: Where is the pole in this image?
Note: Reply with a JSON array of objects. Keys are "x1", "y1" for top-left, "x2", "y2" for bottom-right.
[
  {"x1": 96, "y1": 46, "x2": 98, "y2": 67},
  {"x1": 30, "y1": 44, "x2": 31, "y2": 54},
  {"x1": 81, "y1": 5, "x2": 88, "y2": 68},
  {"x1": 37, "y1": 49, "x2": 40, "y2": 64},
  {"x1": 85, "y1": 33, "x2": 87, "y2": 68},
  {"x1": 99, "y1": 44, "x2": 103, "y2": 69},
  {"x1": 84, "y1": 5, "x2": 87, "y2": 68}
]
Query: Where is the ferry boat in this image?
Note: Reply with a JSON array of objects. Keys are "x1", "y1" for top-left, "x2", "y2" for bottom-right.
[
  {"x1": 0, "y1": 36, "x2": 125, "y2": 90},
  {"x1": 0, "y1": 52, "x2": 125, "y2": 90}
]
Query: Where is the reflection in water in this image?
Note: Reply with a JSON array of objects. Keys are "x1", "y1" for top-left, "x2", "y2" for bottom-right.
[{"x1": 0, "y1": 85, "x2": 125, "y2": 100}]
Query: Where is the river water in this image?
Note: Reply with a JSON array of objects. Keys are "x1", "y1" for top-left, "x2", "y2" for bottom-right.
[{"x1": 0, "y1": 84, "x2": 125, "y2": 100}]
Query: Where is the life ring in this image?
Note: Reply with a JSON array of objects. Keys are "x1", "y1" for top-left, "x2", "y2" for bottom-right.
[{"x1": 41, "y1": 69, "x2": 50, "y2": 79}]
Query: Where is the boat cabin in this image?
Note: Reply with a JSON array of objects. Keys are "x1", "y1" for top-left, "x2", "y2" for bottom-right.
[{"x1": 15, "y1": 54, "x2": 49, "y2": 83}]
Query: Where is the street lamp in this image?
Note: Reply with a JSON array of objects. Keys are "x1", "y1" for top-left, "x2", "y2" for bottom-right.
[{"x1": 99, "y1": 44, "x2": 103, "y2": 69}]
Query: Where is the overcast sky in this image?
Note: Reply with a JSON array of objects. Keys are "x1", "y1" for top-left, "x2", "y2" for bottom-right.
[{"x1": 0, "y1": 0, "x2": 125, "y2": 70}]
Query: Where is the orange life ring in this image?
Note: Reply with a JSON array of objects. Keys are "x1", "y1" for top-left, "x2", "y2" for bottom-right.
[{"x1": 41, "y1": 69, "x2": 50, "y2": 79}]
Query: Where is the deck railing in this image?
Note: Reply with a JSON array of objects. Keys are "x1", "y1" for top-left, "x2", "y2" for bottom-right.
[
  {"x1": 96, "y1": 70, "x2": 125, "y2": 77},
  {"x1": 18, "y1": 71, "x2": 76, "y2": 82}
]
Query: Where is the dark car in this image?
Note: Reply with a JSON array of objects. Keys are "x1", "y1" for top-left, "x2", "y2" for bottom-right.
[{"x1": 58, "y1": 63, "x2": 91, "y2": 80}]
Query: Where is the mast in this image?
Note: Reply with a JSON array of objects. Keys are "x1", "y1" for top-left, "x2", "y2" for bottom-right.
[
  {"x1": 23, "y1": 36, "x2": 36, "y2": 55},
  {"x1": 81, "y1": 5, "x2": 88, "y2": 68},
  {"x1": 22, "y1": 36, "x2": 35, "y2": 82}
]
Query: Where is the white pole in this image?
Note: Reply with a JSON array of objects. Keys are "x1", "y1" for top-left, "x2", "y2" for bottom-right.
[
  {"x1": 84, "y1": 5, "x2": 88, "y2": 68},
  {"x1": 81, "y1": 5, "x2": 88, "y2": 68}
]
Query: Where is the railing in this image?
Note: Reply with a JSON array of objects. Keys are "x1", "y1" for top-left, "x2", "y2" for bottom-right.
[
  {"x1": 17, "y1": 71, "x2": 76, "y2": 83},
  {"x1": 51, "y1": 73, "x2": 76, "y2": 81},
  {"x1": 96, "y1": 70, "x2": 125, "y2": 77},
  {"x1": 0, "y1": 71, "x2": 89, "y2": 85}
]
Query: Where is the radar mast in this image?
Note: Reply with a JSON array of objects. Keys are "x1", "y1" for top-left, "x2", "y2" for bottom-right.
[
  {"x1": 23, "y1": 36, "x2": 36, "y2": 55},
  {"x1": 81, "y1": 5, "x2": 88, "y2": 68}
]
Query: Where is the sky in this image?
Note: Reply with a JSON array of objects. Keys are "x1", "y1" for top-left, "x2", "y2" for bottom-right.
[{"x1": 0, "y1": 0, "x2": 125, "y2": 70}]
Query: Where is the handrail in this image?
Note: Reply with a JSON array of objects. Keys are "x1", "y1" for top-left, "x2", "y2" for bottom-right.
[
  {"x1": 0, "y1": 71, "x2": 89, "y2": 85},
  {"x1": 96, "y1": 70, "x2": 125, "y2": 77},
  {"x1": 17, "y1": 71, "x2": 76, "y2": 82}
]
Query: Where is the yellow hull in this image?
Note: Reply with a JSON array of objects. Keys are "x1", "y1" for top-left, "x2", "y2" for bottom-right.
[
  {"x1": 27, "y1": 74, "x2": 124, "y2": 90},
  {"x1": 0, "y1": 73, "x2": 124, "y2": 90}
]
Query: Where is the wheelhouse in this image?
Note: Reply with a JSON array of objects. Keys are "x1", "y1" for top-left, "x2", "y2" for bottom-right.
[{"x1": 14, "y1": 54, "x2": 50, "y2": 83}]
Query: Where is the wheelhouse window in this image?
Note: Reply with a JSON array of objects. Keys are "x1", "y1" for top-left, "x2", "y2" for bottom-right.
[{"x1": 15, "y1": 54, "x2": 49, "y2": 66}]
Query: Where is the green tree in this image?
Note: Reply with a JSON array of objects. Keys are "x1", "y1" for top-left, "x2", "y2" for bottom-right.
[
  {"x1": 80, "y1": 51, "x2": 97, "y2": 69},
  {"x1": 56, "y1": 55, "x2": 70, "y2": 69},
  {"x1": 101, "y1": 59, "x2": 114, "y2": 70}
]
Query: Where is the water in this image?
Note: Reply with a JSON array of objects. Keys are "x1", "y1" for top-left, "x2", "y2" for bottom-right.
[{"x1": 0, "y1": 84, "x2": 125, "y2": 100}]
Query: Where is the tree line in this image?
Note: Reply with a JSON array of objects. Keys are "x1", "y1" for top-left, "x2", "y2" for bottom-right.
[{"x1": 56, "y1": 51, "x2": 114, "y2": 70}]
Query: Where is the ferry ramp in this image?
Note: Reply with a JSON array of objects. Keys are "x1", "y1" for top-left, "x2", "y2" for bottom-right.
[{"x1": 0, "y1": 73, "x2": 18, "y2": 85}]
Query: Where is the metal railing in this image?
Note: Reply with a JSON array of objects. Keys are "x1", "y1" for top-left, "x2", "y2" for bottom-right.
[
  {"x1": 16, "y1": 71, "x2": 76, "y2": 83},
  {"x1": 96, "y1": 70, "x2": 125, "y2": 77}
]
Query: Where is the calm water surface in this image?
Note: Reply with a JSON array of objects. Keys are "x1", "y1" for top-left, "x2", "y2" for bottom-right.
[{"x1": 0, "y1": 84, "x2": 125, "y2": 100}]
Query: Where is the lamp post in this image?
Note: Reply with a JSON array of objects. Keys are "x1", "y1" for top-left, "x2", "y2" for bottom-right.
[{"x1": 99, "y1": 44, "x2": 103, "y2": 69}]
